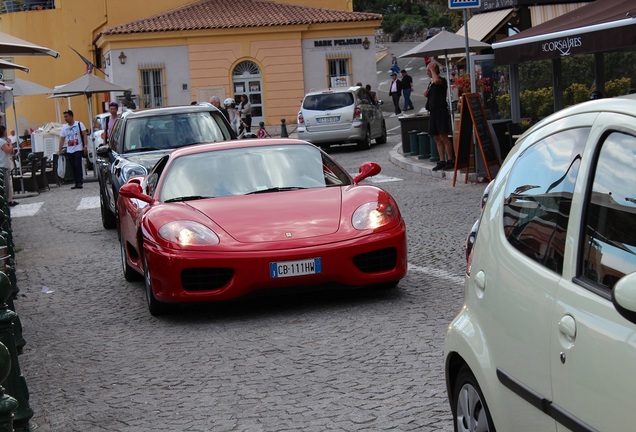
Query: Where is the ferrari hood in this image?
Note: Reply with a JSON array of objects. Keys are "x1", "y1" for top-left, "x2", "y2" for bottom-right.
[{"x1": 187, "y1": 188, "x2": 343, "y2": 243}]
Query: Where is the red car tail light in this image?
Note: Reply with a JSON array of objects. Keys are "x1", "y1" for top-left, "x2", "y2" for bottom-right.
[
  {"x1": 297, "y1": 113, "x2": 304, "y2": 124},
  {"x1": 354, "y1": 107, "x2": 362, "y2": 120}
]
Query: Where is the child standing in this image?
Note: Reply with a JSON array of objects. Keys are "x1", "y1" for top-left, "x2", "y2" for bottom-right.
[{"x1": 257, "y1": 122, "x2": 270, "y2": 138}]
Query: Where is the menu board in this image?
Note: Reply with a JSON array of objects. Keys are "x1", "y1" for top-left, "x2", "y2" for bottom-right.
[{"x1": 453, "y1": 93, "x2": 500, "y2": 186}]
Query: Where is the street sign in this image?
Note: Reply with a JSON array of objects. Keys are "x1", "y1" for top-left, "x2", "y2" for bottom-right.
[{"x1": 448, "y1": 0, "x2": 481, "y2": 8}]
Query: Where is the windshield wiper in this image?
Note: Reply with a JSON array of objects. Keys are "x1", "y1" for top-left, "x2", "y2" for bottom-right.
[
  {"x1": 164, "y1": 195, "x2": 207, "y2": 203},
  {"x1": 245, "y1": 187, "x2": 307, "y2": 195}
]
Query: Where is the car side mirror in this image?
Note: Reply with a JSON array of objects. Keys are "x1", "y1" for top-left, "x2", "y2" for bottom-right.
[
  {"x1": 96, "y1": 146, "x2": 111, "y2": 157},
  {"x1": 353, "y1": 161, "x2": 381, "y2": 184},
  {"x1": 119, "y1": 181, "x2": 153, "y2": 204},
  {"x1": 612, "y1": 272, "x2": 636, "y2": 324}
]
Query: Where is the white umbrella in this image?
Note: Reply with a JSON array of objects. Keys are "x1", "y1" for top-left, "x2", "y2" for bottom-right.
[
  {"x1": 0, "y1": 68, "x2": 49, "y2": 195},
  {"x1": 52, "y1": 74, "x2": 126, "y2": 177},
  {"x1": 0, "y1": 58, "x2": 29, "y2": 73},
  {"x1": 400, "y1": 30, "x2": 491, "y2": 132},
  {"x1": 0, "y1": 31, "x2": 59, "y2": 58}
]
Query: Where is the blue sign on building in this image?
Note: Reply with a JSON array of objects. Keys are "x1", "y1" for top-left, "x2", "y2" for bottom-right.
[{"x1": 448, "y1": 0, "x2": 481, "y2": 9}]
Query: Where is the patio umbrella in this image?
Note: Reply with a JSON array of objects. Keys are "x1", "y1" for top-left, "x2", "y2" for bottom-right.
[
  {"x1": 0, "y1": 31, "x2": 59, "y2": 57},
  {"x1": 0, "y1": 58, "x2": 29, "y2": 73},
  {"x1": 52, "y1": 73, "x2": 126, "y2": 178},
  {"x1": 0, "y1": 65, "x2": 48, "y2": 195},
  {"x1": 400, "y1": 30, "x2": 491, "y2": 132}
]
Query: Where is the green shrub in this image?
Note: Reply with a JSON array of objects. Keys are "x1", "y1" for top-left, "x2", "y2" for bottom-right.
[
  {"x1": 605, "y1": 77, "x2": 632, "y2": 97},
  {"x1": 496, "y1": 93, "x2": 511, "y2": 119},
  {"x1": 563, "y1": 83, "x2": 589, "y2": 107},
  {"x1": 520, "y1": 87, "x2": 554, "y2": 120}
]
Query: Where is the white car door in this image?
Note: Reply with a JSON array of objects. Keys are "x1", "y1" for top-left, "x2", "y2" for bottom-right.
[{"x1": 550, "y1": 119, "x2": 636, "y2": 432}]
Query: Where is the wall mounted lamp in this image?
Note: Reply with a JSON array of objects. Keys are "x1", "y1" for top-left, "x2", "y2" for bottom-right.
[
  {"x1": 362, "y1": 37, "x2": 371, "y2": 50},
  {"x1": 118, "y1": 51, "x2": 127, "y2": 65}
]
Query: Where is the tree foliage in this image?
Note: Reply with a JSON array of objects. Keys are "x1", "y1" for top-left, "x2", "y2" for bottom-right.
[{"x1": 355, "y1": 0, "x2": 461, "y2": 39}]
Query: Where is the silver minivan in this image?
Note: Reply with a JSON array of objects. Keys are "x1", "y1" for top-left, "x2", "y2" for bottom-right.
[{"x1": 297, "y1": 86, "x2": 387, "y2": 150}]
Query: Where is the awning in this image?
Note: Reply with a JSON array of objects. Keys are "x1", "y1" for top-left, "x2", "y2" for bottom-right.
[
  {"x1": 493, "y1": 0, "x2": 636, "y2": 65},
  {"x1": 456, "y1": 8, "x2": 513, "y2": 42},
  {"x1": 529, "y1": 2, "x2": 589, "y2": 26}
]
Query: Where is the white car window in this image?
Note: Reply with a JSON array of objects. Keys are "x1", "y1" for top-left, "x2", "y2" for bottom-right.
[
  {"x1": 580, "y1": 131, "x2": 636, "y2": 289},
  {"x1": 503, "y1": 127, "x2": 589, "y2": 274}
]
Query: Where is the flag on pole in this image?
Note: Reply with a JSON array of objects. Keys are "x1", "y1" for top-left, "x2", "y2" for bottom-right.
[{"x1": 69, "y1": 46, "x2": 107, "y2": 76}]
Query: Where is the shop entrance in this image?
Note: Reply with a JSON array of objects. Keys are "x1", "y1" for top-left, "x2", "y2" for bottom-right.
[{"x1": 232, "y1": 61, "x2": 263, "y2": 128}]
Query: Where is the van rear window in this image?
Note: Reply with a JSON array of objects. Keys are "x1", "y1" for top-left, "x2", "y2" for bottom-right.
[{"x1": 303, "y1": 93, "x2": 354, "y2": 111}]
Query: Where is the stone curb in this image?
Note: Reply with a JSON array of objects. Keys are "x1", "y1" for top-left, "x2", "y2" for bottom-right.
[{"x1": 388, "y1": 143, "x2": 479, "y2": 182}]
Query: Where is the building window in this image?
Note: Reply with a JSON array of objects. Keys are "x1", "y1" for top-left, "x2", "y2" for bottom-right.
[
  {"x1": 327, "y1": 54, "x2": 352, "y2": 88},
  {"x1": 140, "y1": 66, "x2": 166, "y2": 108}
]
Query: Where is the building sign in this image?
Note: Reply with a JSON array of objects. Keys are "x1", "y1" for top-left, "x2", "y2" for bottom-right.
[
  {"x1": 449, "y1": 0, "x2": 481, "y2": 9},
  {"x1": 479, "y1": 0, "x2": 516, "y2": 11},
  {"x1": 314, "y1": 38, "x2": 364, "y2": 48},
  {"x1": 330, "y1": 76, "x2": 349, "y2": 87},
  {"x1": 541, "y1": 36, "x2": 582, "y2": 56}
]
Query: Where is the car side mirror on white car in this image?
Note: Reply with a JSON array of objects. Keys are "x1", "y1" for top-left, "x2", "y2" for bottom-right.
[{"x1": 612, "y1": 272, "x2": 636, "y2": 324}]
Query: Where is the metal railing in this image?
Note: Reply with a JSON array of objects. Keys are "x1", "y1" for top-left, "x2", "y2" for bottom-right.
[{"x1": 1, "y1": 0, "x2": 54, "y2": 13}]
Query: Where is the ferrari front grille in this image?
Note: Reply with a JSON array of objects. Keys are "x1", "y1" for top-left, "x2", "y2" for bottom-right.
[
  {"x1": 352, "y1": 247, "x2": 397, "y2": 273},
  {"x1": 181, "y1": 268, "x2": 234, "y2": 291}
]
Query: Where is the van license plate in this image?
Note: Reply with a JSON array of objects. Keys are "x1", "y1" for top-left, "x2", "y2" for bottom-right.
[{"x1": 317, "y1": 116, "x2": 340, "y2": 124}]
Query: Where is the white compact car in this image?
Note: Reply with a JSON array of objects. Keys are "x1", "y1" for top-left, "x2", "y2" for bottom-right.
[{"x1": 445, "y1": 95, "x2": 636, "y2": 432}]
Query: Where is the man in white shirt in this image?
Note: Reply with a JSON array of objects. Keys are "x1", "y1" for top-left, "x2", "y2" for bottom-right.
[
  {"x1": 7, "y1": 130, "x2": 18, "y2": 146},
  {"x1": 58, "y1": 110, "x2": 88, "y2": 189}
]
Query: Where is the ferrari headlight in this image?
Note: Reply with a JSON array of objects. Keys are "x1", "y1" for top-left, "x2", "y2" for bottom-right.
[
  {"x1": 352, "y1": 201, "x2": 397, "y2": 230},
  {"x1": 159, "y1": 221, "x2": 220, "y2": 246},
  {"x1": 121, "y1": 163, "x2": 148, "y2": 182}
]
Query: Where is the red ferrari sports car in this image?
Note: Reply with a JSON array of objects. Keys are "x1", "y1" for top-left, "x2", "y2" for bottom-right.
[{"x1": 117, "y1": 138, "x2": 407, "y2": 315}]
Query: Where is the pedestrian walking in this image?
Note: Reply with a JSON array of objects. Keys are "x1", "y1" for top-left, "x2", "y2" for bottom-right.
[
  {"x1": 401, "y1": 69, "x2": 414, "y2": 111},
  {"x1": 58, "y1": 109, "x2": 88, "y2": 189},
  {"x1": 389, "y1": 72, "x2": 403, "y2": 115},
  {"x1": 0, "y1": 126, "x2": 17, "y2": 206}
]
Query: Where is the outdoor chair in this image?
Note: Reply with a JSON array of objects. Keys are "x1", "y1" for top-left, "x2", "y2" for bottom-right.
[{"x1": 45, "y1": 154, "x2": 62, "y2": 187}]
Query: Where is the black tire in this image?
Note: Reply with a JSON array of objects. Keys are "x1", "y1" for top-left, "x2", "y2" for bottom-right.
[
  {"x1": 452, "y1": 366, "x2": 496, "y2": 432},
  {"x1": 142, "y1": 248, "x2": 170, "y2": 316},
  {"x1": 100, "y1": 187, "x2": 117, "y2": 229},
  {"x1": 120, "y1": 234, "x2": 141, "y2": 282},
  {"x1": 357, "y1": 127, "x2": 371, "y2": 150},
  {"x1": 376, "y1": 120, "x2": 387, "y2": 144}
]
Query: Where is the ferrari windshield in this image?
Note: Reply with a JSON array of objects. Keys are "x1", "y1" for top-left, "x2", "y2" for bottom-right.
[
  {"x1": 123, "y1": 111, "x2": 232, "y2": 153},
  {"x1": 159, "y1": 144, "x2": 351, "y2": 202}
]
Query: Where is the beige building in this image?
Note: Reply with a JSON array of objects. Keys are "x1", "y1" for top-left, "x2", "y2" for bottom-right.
[{"x1": 0, "y1": 0, "x2": 381, "y2": 132}]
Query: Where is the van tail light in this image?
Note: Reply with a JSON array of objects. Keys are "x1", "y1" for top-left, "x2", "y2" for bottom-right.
[
  {"x1": 354, "y1": 107, "x2": 362, "y2": 120},
  {"x1": 298, "y1": 113, "x2": 304, "y2": 124}
]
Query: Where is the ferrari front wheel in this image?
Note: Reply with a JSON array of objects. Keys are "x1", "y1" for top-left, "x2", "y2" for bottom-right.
[
  {"x1": 142, "y1": 248, "x2": 170, "y2": 316},
  {"x1": 120, "y1": 234, "x2": 141, "y2": 282}
]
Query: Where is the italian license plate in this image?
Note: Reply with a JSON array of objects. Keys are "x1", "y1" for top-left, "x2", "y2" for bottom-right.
[
  {"x1": 270, "y1": 258, "x2": 322, "y2": 278},
  {"x1": 317, "y1": 116, "x2": 339, "y2": 124}
]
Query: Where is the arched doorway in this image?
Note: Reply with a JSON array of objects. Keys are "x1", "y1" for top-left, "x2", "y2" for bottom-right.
[{"x1": 232, "y1": 61, "x2": 263, "y2": 127}]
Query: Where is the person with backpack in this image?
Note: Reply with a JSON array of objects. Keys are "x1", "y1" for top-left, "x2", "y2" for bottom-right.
[{"x1": 58, "y1": 109, "x2": 88, "y2": 189}]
